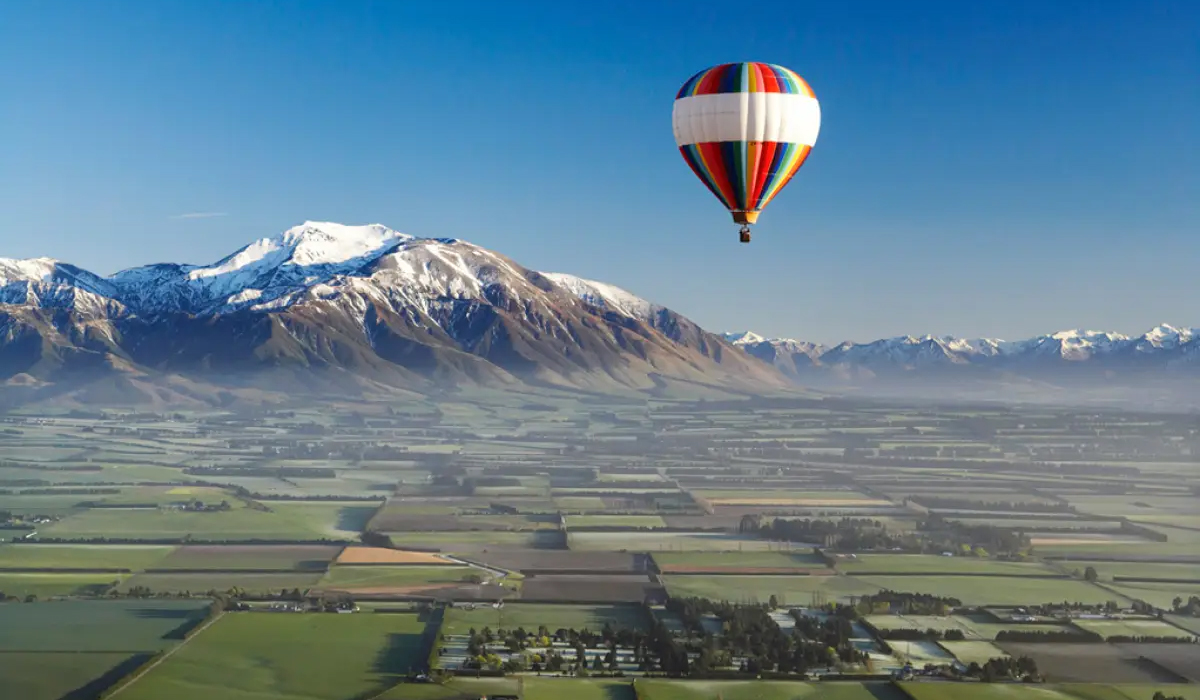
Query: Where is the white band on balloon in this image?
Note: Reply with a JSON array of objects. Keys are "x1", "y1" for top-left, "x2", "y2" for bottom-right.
[{"x1": 672, "y1": 92, "x2": 821, "y2": 148}]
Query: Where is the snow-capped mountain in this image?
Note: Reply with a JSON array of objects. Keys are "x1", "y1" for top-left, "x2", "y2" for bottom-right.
[
  {"x1": 0, "y1": 222, "x2": 784, "y2": 404},
  {"x1": 724, "y1": 325, "x2": 1200, "y2": 377}
]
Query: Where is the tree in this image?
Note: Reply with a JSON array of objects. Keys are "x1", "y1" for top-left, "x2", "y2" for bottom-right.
[{"x1": 1084, "y1": 566, "x2": 1099, "y2": 582}]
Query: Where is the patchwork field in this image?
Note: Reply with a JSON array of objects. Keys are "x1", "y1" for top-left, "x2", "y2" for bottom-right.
[{"x1": 334, "y1": 546, "x2": 453, "y2": 565}]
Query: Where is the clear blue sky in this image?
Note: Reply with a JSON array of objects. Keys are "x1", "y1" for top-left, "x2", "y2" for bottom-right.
[{"x1": 1, "y1": 1, "x2": 1196, "y2": 344}]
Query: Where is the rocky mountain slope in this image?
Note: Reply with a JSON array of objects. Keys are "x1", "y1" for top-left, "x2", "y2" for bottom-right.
[{"x1": 0, "y1": 222, "x2": 786, "y2": 406}]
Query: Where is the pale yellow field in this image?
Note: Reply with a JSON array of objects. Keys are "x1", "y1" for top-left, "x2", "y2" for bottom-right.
[
  {"x1": 709, "y1": 498, "x2": 892, "y2": 507},
  {"x1": 334, "y1": 547, "x2": 452, "y2": 565}
]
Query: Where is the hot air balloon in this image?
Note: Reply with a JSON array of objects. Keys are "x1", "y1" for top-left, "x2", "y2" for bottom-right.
[{"x1": 672, "y1": 62, "x2": 821, "y2": 243}]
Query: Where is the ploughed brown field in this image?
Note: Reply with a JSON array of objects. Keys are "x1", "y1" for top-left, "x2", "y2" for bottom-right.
[
  {"x1": 334, "y1": 547, "x2": 453, "y2": 565},
  {"x1": 519, "y1": 574, "x2": 665, "y2": 602}
]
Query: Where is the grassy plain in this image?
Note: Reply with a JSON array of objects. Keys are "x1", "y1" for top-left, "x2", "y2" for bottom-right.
[
  {"x1": 0, "y1": 543, "x2": 177, "y2": 570},
  {"x1": 0, "y1": 599, "x2": 210, "y2": 651},
  {"x1": 635, "y1": 679, "x2": 907, "y2": 699},
  {"x1": 0, "y1": 651, "x2": 148, "y2": 700},
  {"x1": 664, "y1": 574, "x2": 883, "y2": 604},
  {"x1": 117, "y1": 611, "x2": 430, "y2": 700},
  {"x1": 854, "y1": 575, "x2": 1122, "y2": 606}
]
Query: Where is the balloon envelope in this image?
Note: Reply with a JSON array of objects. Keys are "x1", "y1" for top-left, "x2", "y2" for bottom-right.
[{"x1": 672, "y1": 62, "x2": 820, "y2": 224}]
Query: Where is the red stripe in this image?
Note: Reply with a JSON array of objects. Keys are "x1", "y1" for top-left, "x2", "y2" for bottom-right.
[
  {"x1": 748, "y1": 141, "x2": 779, "y2": 206},
  {"x1": 696, "y1": 142, "x2": 738, "y2": 208}
]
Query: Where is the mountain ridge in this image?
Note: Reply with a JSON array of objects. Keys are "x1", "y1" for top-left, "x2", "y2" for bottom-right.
[{"x1": 0, "y1": 222, "x2": 788, "y2": 406}]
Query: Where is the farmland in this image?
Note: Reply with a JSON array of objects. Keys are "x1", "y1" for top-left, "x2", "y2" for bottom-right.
[
  {"x1": 2, "y1": 394, "x2": 1200, "y2": 694},
  {"x1": 115, "y1": 611, "x2": 431, "y2": 699}
]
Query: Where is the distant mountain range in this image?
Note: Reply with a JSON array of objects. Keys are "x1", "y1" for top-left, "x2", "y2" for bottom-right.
[
  {"x1": 0, "y1": 221, "x2": 1194, "y2": 408},
  {"x1": 722, "y1": 325, "x2": 1200, "y2": 380}
]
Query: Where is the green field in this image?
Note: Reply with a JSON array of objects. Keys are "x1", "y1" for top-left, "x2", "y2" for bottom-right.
[
  {"x1": 854, "y1": 575, "x2": 1121, "y2": 606},
  {"x1": 1105, "y1": 581, "x2": 1200, "y2": 609},
  {"x1": 522, "y1": 677, "x2": 637, "y2": 700},
  {"x1": 0, "y1": 543, "x2": 177, "y2": 571},
  {"x1": 835, "y1": 553, "x2": 1059, "y2": 576},
  {"x1": 441, "y1": 602, "x2": 649, "y2": 635},
  {"x1": 0, "y1": 599, "x2": 211, "y2": 652},
  {"x1": 939, "y1": 640, "x2": 1011, "y2": 665},
  {"x1": 635, "y1": 679, "x2": 908, "y2": 699},
  {"x1": 654, "y1": 551, "x2": 829, "y2": 570},
  {"x1": 0, "y1": 651, "x2": 149, "y2": 700},
  {"x1": 0, "y1": 571, "x2": 128, "y2": 597},
  {"x1": 1072, "y1": 617, "x2": 1196, "y2": 640},
  {"x1": 117, "y1": 611, "x2": 430, "y2": 700},
  {"x1": 375, "y1": 677, "x2": 521, "y2": 699},
  {"x1": 1048, "y1": 560, "x2": 1200, "y2": 582},
  {"x1": 153, "y1": 544, "x2": 343, "y2": 571},
  {"x1": 569, "y1": 531, "x2": 777, "y2": 552},
  {"x1": 317, "y1": 565, "x2": 478, "y2": 590},
  {"x1": 901, "y1": 684, "x2": 1200, "y2": 700},
  {"x1": 386, "y1": 530, "x2": 560, "y2": 551},
  {"x1": 664, "y1": 574, "x2": 883, "y2": 604},
  {"x1": 117, "y1": 571, "x2": 324, "y2": 594},
  {"x1": 564, "y1": 514, "x2": 667, "y2": 529},
  {"x1": 864, "y1": 613, "x2": 1073, "y2": 641},
  {"x1": 36, "y1": 503, "x2": 352, "y2": 541}
]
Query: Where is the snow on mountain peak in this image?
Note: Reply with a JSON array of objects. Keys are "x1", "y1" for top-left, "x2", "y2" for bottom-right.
[
  {"x1": 0, "y1": 257, "x2": 62, "y2": 284},
  {"x1": 193, "y1": 221, "x2": 412, "y2": 281},
  {"x1": 723, "y1": 331, "x2": 766, "y2": 345},
  {"x1": 541, "y1": 272, "x2": 657, "y2": 320}
]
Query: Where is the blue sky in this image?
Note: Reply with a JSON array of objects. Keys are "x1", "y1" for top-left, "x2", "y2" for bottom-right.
[{"x1": 1, "y1": 1, "x2": 1196, "y2": 344}]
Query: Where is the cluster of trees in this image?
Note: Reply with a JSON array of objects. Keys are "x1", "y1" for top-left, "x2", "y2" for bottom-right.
[
  {"x1": 744, "y1": 516, "x2": 912, "y2": 551},
  {"x1": 1106, "y1": 635, "x2": 1197, "y2": 644},
  {"x1": 919, "y1": 514, "x2": 1032, "y2": 555},
  {"x1": 667, "y1": 598, "x2": 868, "y2": 674},
  {"x1": 856, "y1": 590, "x2": 962, "y2": 615},
  {"x1": 1171, "y1": 596, "x2": 1200, "y2": 616},
  {"x1": 964, "y1": 655, "x2": 1040, "y2": 682},
  {"x1": 1153, "y1": 692, "x2": 1188, "y2": 700},
  {"x1": 457, "y1": 624, "x2": 637, "y2": 674}
]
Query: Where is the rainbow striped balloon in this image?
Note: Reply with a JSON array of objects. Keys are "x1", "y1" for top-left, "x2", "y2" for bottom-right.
[{"x1": 672, "y1": 62, "x2": 821, "y2": 231}]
